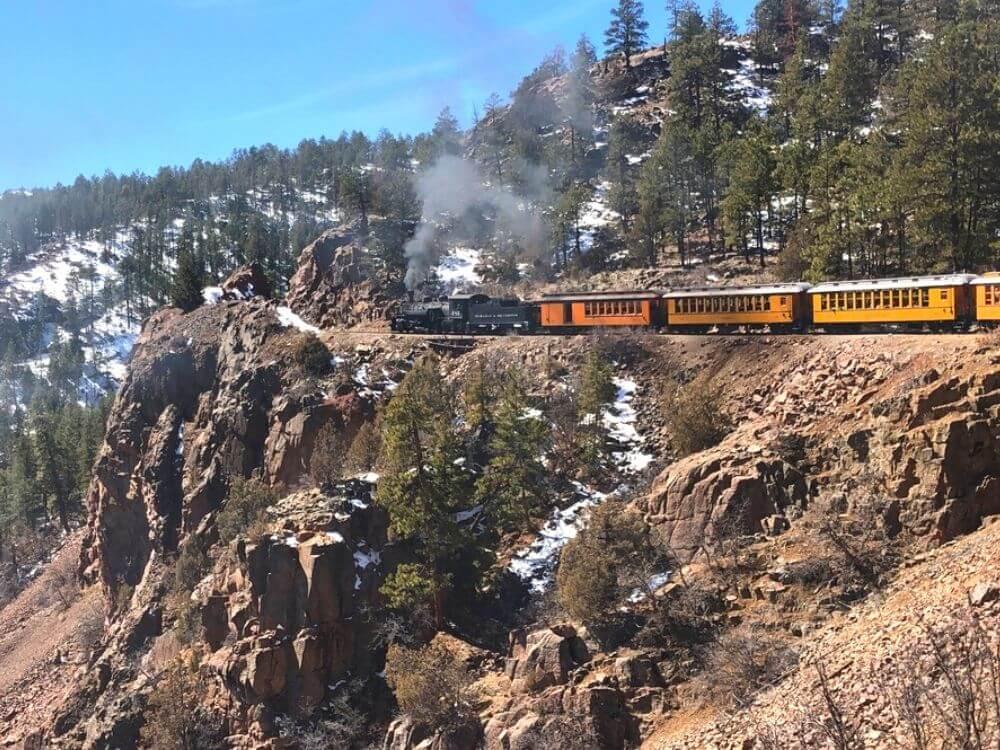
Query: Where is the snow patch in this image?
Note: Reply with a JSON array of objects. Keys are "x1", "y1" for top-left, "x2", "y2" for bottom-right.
[
  {"x1": 434, "y1": 247, "x2": 483, "y2": 288},
  {"x1": 603, "y1": 378, "x2": 654, "y2": 473},
  {"x1": 509, "y1": 482, "x2": 608, "y2": 593},
  {"x1": 202, "y1": 286, "x2": 224, "y2": 305},
  {"x1": 275, "y1": 306, "x2": 320, "y2": 334}
]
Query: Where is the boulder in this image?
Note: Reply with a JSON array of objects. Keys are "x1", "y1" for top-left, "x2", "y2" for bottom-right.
[
  {"x1": 221, "y1": 262, "x2": 273, "y2": 300},
  {"x1": 382, "y1": 716, "x2": 481, "y2": 750},
  {"x1": 506, "y1": 626, "x2": 590, "y2": 694},
  {"x1": 246, "y1": 639, "x2": 289, "y2": 699},
  {"x1": 970, "y1": 582, "x2": 999, "y2": 607}
]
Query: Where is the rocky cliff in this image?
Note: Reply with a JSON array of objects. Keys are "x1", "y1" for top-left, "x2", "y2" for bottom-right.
[{"x1": 11, "y1": 257, "x2": 1000, "y2": 750}]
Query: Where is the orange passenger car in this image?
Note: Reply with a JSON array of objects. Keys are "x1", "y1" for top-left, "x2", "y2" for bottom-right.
[
  {"x1": 664, "y1": 284, "x2": 811, "y2": 329},
  {"x1": 534, "y1": 291, "x2": 665, "y2": 329},
  {"x1": 972, "y1": 273, "x2": 1000, "y2": 322},
  {"x1": 809, "y1": 275, "x2": 976, "y2": 326}
]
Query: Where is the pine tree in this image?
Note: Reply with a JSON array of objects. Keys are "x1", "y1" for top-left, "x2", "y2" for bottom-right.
[
  {"x1": 170, "y1": 246, "x2": 205, "y2": 312},
  {"x1": 482, "y1": 93, "x2": 507, "y2": 185},
  {"x1": 566, "y1": 36, "x2": 599, "y2": 166},
  {"x1": 578, "y1": 352, "x2": 617, "y2": 419},
  {"x1": 720, "y1": 121, "x2": 778, "y2": 267},
  {"x1": 431, "y1": 107, "x2": 463, "y2": 159},
  {"x1": 820, "y1": 9, "x2": 877, "y2": 138},
  {"x1": 606, "y1": 120, "x2": 640, "y2": 234},
  {"x1": 893, "y1": 16, "x2": 999, "y2": 271},
  {"x1": 474, "y1": 373, "x2": 551, "y2": 531},
  {"x1": 636, "y1": 121, "x2": 698, "y2": 266},
  {"x1": 556, "y1": 183, "x2": 592, "y2": 266},
  {"x1": 341, "y1": 168, "x2": 373, "y2": 236},
  {"x1": 376, "y1": 357, "x2": 470, "y2": 621},
  {"x1": 605, "y1": 0, "x2": 650, "y2": 73}
]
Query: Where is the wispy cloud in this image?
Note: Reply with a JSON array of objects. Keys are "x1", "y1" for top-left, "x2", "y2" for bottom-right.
[{"x1": 227, "y1": 56, "x2": 461, "y2": 122}]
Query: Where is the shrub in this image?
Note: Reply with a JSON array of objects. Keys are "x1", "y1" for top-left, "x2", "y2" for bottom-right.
[
  {"x1": 172, "y1": 535, "x2": 210, "y2": 594},
  {"x1": 216, "y1": 477, "x2": 278, "y2": 544},
  {"x1": 633, "y1": 579, "x2": 724, "y2": 650},
  {"x1": 309, "y1": 422, "x2": 344, "y2": 487},
  {"x1": 76, "y1": 594, "x2": 105, "y2": 654},
  {"x1": 664, "y1": 379, "x2": 730, "y2": 456},
  {"x1": 385, "y1": 640, "x2": 476, "y2": 728},
  {"x1": 380, "y1": 563, "x2": 437, "y2": 613},
  {"x1": 345, "y1": 419, "x2": 382, "y2": 476},
  {"x1": 556, "y1": 533, "x2": 618, "y2": 623},
  {"x1": 49, "y1": 550, "x2": 80, "y2": 610},
  {"x1": 293, "y1": 332, "x2": 331, "y2": 377},
  {"x1": 141, "y1": 659, "x2": 224, "y2": 750},
  {"x1": 275, "y1": 678, "x2": 370, "y2": 747},
  {"x1": 702, "y1": 626, "x2": 798, "y2": 707},
  {"x1": 577, "y1": 350, "x2": 617, "y2": 420},
  {"x1": 556, "y1": 500, "x2": 670, "y2": 625},
  {"x1": 509, "y1": 713, "x2": 601, "y2": 749}
]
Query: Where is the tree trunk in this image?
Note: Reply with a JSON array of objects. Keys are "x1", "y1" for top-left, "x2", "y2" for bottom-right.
[{"x1": 756, "y1": 208, "x2": 765, "y2": 268}]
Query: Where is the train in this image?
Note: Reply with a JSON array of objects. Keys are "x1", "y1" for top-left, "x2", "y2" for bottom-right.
[{"x1": 390, "y1": 273, "x2": 1000, "y2": 335}]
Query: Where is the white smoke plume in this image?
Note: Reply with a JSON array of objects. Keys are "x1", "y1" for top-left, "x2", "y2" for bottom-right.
[{"x1": 404, "y1": 155, "x2": 549, "y2": 289}]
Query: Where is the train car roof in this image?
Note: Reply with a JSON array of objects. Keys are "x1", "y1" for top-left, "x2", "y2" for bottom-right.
[
  {"x1": 808, "y1": 274, "x2": 978, "y2": 293},
  {"x1": 448, "y1": 293, "x2": 491, "y2": 301},
  {"x1": 971, "y1": 273, "x2": 1000, "y2": 285},
  {"x1": 534, "y1": 290, "x2": 663, "y2": 302},
  {"x1": 663, "y1": 283, "x2": 811, "y2": 298}
]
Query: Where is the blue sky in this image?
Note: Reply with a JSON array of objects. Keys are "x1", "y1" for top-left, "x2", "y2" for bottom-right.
[{"x1": 0, "y1": 0, "x2": 754, "y2": 190}]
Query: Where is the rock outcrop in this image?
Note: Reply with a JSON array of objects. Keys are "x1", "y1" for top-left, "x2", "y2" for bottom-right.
[
  {"x1": 55, "y1": 258, "x2": 409, "y2": 746},
  {"x1": 285, "y1": 228, "x2": 404, "y2": 329},
  {"x1": 639, "y1": 445, "x2": 809, "y2": 560},
  {"x1": 201, "y1": 485, "x2": 390, "y2": 722}
]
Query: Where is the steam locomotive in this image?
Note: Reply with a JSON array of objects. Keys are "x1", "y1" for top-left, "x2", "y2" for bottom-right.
[{"x1": 391, "y1": 293, "x2": 537, "y2": 333}]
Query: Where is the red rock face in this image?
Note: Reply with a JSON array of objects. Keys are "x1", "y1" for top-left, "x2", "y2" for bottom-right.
[
  {"x1": 284, "y1": 228, "x2": 405, "y2": 329},
  {"x1": 67, "y1": 259, "x2": 396, "y2": 743}
]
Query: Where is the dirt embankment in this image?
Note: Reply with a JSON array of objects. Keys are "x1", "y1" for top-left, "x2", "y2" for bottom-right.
[{"x1": 0, "y1": 532, "x2": 103, "y2": 745}]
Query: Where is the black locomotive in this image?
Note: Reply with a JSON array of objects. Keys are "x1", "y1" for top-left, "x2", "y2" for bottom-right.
[{"x1": 391, "y1": 293, "x2": 538, "y2": 334}]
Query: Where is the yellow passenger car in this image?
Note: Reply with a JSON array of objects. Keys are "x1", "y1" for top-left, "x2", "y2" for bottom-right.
[
  {"x1": 809, "y1": 274, "x2": 976, "y2": 326},
  {"x1": 664, "y1": 284, "x2": 811, "y2": 328},
  {"x1": 972, "y1": 273, "x2": 1000, "y2": 322}
]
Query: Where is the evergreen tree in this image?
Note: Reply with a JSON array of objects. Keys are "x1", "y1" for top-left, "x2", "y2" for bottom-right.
[
  {"x1": 474, "y1": 373, "x2": 550, "y2": 531},
  {"x1": 556, "y1": 182, "x2": 592, "y2": 267},
  {"x1": 170, "y1": 246, "x2": 205, "y2": 312},
  {"x1": 605, "y1": 0, "x2": 650, "y2": 73},
  {"x1": 893, "y1": 15, "x2": 999, "y2": 271},
  {"x1": 341, "y1": 168, "x2": 374, "y2": 236},
  {"x1": 606, "y1": 120, "x2": 640, "y2": 234},
  {"x1": 565, "y1": 36, "x2": 599, "y2": 166},
  {"x1": 431, "y1": 107, "x2": 463, "y2": 159},
  {"x1": 720, "y1": 121, "x2": 778, "y2": 266},
  {"x1": 376, "y1": 357, "x2": 469, "y2": 622},
  {"x1": 820, "y1": 8, "x2": 877, "y2": 138},
  {"x1": 482, "y1": 93, "x2": 507, "y2": 185}
]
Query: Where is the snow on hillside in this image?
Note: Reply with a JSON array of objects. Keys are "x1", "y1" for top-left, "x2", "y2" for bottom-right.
[
  {"x1": 2, "y1": 238, "x2": 121, "y2": 310},
  {"x1": 723, "y1": 39, "x2": 775, "y2": 114},
  {"x1": 435, "y1": 247, "x2": 483, "y2": 289},
  {"x1": 509, "y1": 375, "x2": 652, "y2": 592},
  {"x1": 1, "y1": 183, "x2": 345, "y2": 400},
  {"x1": 1, "y1": 233, "x2": 141, "y2": 400},
  {"x1": 579, "y1": 180, "x2": 620, "y2": 254}
]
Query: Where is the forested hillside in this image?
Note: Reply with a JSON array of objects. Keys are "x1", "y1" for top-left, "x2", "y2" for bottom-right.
[{"x1": 0, "y1": 0, "x2": 997, "y2": 593}]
